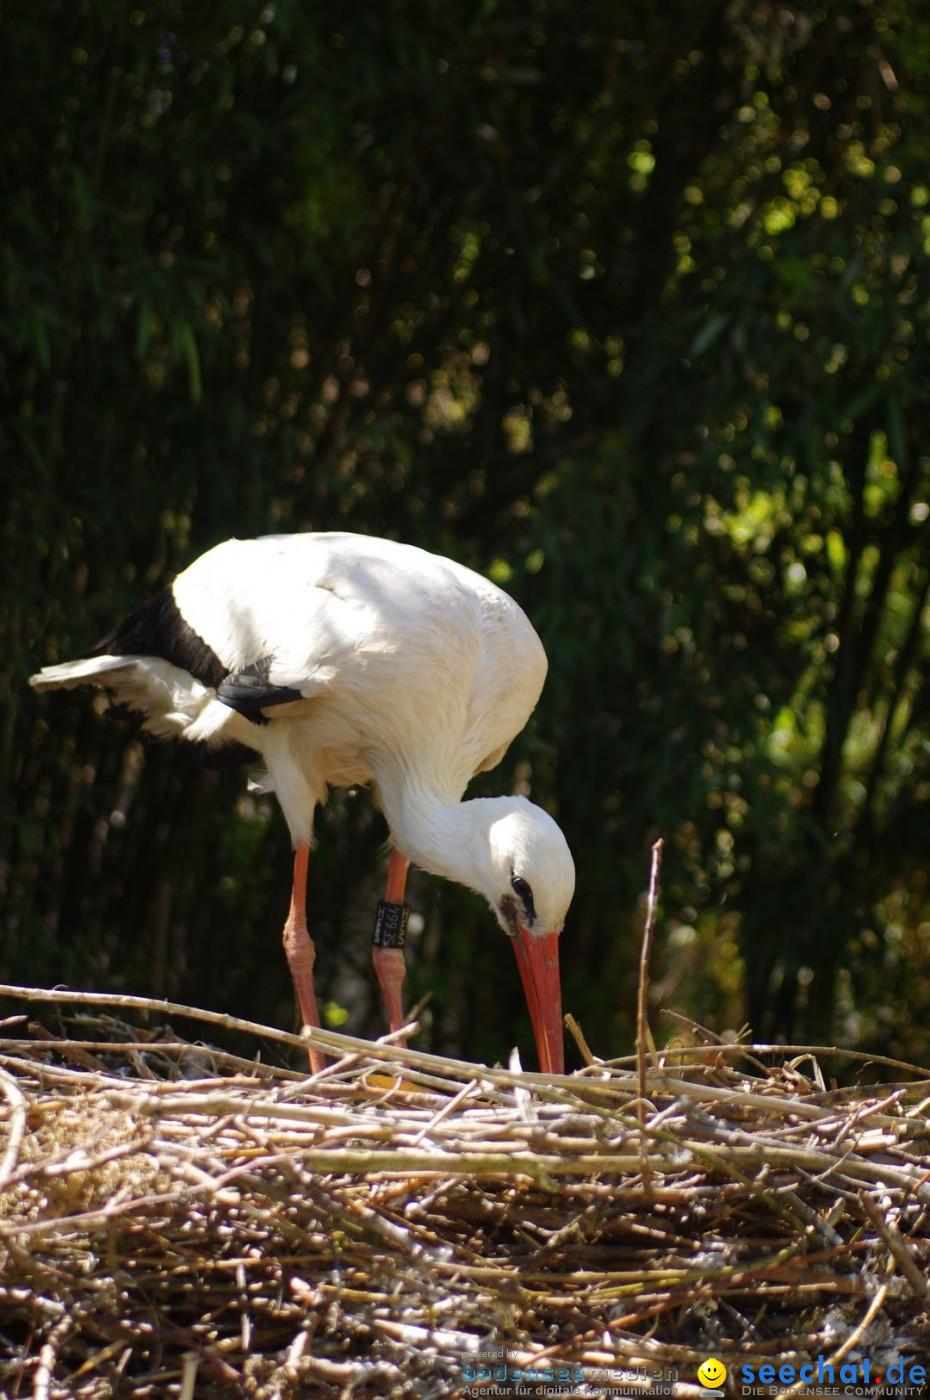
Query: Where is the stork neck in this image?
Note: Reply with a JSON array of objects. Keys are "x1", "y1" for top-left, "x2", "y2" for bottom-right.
[{"x1": 381, "y1": 787, "x2": 494, "y2": 897}]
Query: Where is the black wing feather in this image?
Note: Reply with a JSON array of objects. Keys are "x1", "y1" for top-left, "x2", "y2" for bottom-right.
[
  {"x1": 216, "y1": 661, "x2": 303, "y2": 724},
  {"x1": 87, "y1": 586, "x2": 228, "y2": 690}
]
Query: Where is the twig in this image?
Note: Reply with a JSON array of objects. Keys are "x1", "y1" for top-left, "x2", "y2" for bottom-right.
[
  {"x1": 31, "y1": 1318, "x2": 70, "y2": 1400},
  {"x1": 857, "y1": 1189, "x2": 929, "y2": 1299},
  {"x1": 564, "y1": 1013, "x2": 598, "y2": 1067},
  {"x1": 0, "y1": 983, "x2": 309, "y2": 1052},
  {"x1": 774, "y1": 1281, "x2": 889, "y2": 1400},
  {"x1": 179, "y1": 1353, "x2": 199, "y2": 1400},
  {"x1": 0, "y1": 1066, "x2": 27, "y2": 1189},
  {"x1": 636, "y1": 838, "x2": 664, "y2": 1187}
]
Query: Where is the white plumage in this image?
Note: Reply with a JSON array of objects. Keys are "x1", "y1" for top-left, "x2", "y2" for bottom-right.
[{"x1": 31, "y1": 532, "x2": 574, "y2": 1072}]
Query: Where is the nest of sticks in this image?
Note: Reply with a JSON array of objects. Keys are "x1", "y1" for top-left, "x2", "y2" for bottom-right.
[{"x1": 1, "y1": 983, "x2": 929, "y2": 1399}]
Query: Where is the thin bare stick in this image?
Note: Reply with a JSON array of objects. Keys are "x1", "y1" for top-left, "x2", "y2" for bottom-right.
[
  {"x1": 0, "y1": 983, "x2": 309, "y2": 1051},
  {"x1": 564, "y1": 1013, "x2": 597, "y2": 1067},
  {"x1": 636, "y1": 838, "x2": 664, "y2": 1187},
  {"x1": 0, "y1": 1067, "x2": 27, "y2": 1190},
  {"x1": 858, "y1": 1189, "x2": 929, "y2": 1299},
  {"x1": 773, "y1": 1281, "x2": 889, "y2": 1400}
]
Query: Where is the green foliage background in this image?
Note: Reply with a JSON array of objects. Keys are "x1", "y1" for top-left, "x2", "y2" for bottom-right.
[{"x1": 4, "y1": 0, "x2": 930, "y2": 1068}]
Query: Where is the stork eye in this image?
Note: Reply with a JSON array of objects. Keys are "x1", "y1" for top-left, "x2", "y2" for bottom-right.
[
  {"x1": 510, "y1": 873, "x2": 536, "y2": 922},
  {"x1": 509, "y1": 868, "x2": 537, "y2": 924}
]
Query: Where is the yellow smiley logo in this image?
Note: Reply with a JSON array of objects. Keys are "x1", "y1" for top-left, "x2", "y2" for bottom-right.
[{"x1": 697, "y1": 1358, "x2": 727, "y2": 1388}]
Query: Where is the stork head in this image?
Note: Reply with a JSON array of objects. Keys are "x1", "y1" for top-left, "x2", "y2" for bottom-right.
[
  {"x1": 388, "y1": 789, "x2": 574, "y2": 1073},
  {"x1": 484, "y1": 799, "x2": 575, "y2": 1075}
]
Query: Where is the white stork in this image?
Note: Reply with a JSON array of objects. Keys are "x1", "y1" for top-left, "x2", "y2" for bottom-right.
[{"x1": 30, "y1": 532, "x2": 575, "y2": 1073}]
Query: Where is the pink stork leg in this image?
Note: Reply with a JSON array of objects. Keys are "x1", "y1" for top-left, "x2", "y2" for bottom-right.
[
  {"x1": 372, "y1": 848, "x2": 409, "y2": 1037},
  {"x1": 281, "y1": 843, "x2": 326, "y2": 1073}
]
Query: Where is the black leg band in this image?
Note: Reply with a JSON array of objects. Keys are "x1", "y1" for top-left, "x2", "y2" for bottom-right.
[{"x1": 373, "y1": 900, "x2": 409, "y2": 949}]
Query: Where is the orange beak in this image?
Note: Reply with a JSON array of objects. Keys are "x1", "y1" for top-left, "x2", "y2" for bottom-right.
[{"x1": 511, "y1": 926, "x2": 564, "y2": 1074}]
